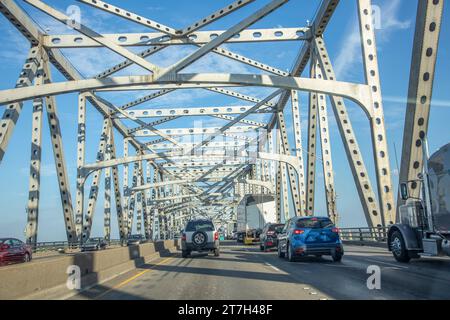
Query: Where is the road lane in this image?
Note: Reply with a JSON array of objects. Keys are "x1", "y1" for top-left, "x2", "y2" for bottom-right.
[{"x1": 70, "y1": 242, "x2": 450, "y2": 300}]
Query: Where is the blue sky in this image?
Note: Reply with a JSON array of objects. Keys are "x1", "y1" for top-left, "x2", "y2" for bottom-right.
[{"x1": 0, "y1": 0, "x2": 449, "y2": 241}]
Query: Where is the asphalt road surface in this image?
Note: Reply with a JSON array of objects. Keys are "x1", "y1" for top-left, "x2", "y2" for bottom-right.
[{"x1": 71, "y1": 241, "x2": 450, "y2": 300}]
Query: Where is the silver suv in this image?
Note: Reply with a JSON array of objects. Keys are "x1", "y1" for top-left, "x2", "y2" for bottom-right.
[{"x1": 181, "y1": 219, "x2": 220, "y2": 258}]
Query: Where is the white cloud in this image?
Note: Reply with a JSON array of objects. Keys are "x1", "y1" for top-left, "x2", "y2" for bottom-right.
[{"x1": 333, "y1": 0, "x2": 411, "y2": 79}]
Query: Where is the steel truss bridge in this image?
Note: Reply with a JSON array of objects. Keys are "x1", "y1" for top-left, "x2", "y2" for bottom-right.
[{"x1": 0, "y1": 0, "x2": 444, "y2": 250}]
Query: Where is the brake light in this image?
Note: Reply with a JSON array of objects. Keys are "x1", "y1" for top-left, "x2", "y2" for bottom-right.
[
  {"x1": 214, "y1": 232, "x2": 219, "y2": 241},
  {"x1": 293, "y1": 229, "x2": 304, "y2": 235},
  {"x1": 181, "y1": 233, "x2": 186, "y2": 241},
  {"x1": 332, "y1": 228, "x2": 340, "y2": 234}
]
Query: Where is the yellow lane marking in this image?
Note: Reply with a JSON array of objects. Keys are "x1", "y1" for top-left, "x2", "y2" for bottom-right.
[{"x1": 94, "y1": 257, "x2": 173, "y2": 300}]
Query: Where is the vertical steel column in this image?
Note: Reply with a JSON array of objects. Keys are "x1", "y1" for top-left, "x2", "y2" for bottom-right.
[
  {"x1": 398, "y1": 0, "x2": 444, "y2": 218},
  {"x1": 314, "y1": 36, "x2": 382, "y2": 227},
  {"x1": 314, "y1": 57, "x2": 338, "y2": 223},
  {"x1": 306, "y1": 55, "x2": 319, "y2": 216},
  {"x1": 75, "y1": 93, "x2": 87, "y2": 240},
  {"x1": 103, "y1": 126, "x2": 112, "y2": 242},
  {"x1": 290, "y1": 91, "x2": 307, "y2": 215},
  {"x1": 82, "y1": 118, "x2": 110, "y2": 241},
  {"x1": 25, "y1": 61, "x2": 44, "y2": 248},
  {"x1": 122, "y1": 138, "x2": 130, "y2": 235},
  {"x1": 145, "y1": 161, "x2": 153, "y2": 240},
  {"x1": 277, "y1": 132, "x2": 290, "y2": 221},
  {"x1": 277, "y1": 111, "x2": 302, "y2": 216},
  {"x1": 136, "y1": 160, "x2": 143, "y2": 235},
  {"x1": 0, "y1": 46, "x2": 41, "y2": 164},
  {"x1": 357, "y1": 0, "x2": 395, "y2": 226},
  {"x1": 268, "y1": 130, "x2": 275, "y2": 186},
  {"x1": 108, "y1": 124, "x2": 126, "y2": 241},
  {"x1": 41, "y1": 58, "x2": 77, "y2": 243},
  {"x1": 128, "y1": 162, "x2": 138, "y2": 234}
]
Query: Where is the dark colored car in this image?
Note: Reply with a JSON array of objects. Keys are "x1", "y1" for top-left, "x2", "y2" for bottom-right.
[
  {"x1": 260, "y1": 223, "x2": 285, "y2": 252},
  {"x1": 0, "y1": 238, "x2": 32, "y2": 266},
  {"x1": 81, "y1": 238, "x2": 107, "y2": 252},
  {"x1": 127, "y1": 234, "x2": 146, "y2": 246},
  {"x1": 277, "y1": 217, "x2": 344, "y2": 262}
]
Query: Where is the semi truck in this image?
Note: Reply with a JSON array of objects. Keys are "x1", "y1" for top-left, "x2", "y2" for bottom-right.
[
  {"x1": 388, "y1": 140, "x2": 450, "y2": 262},
  {"x1": 236, "y1": 194, "x2": 277, "y2": 244}
]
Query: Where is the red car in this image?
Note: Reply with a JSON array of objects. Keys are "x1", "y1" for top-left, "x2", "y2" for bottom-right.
[{"x1": 0, "y1": 238, "x2": 32, "y2": 266}]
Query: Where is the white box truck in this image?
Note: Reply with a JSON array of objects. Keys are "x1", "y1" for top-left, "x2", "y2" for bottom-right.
[{"x1": 236, "y1": 194, "x2": 277, "y2": 243}]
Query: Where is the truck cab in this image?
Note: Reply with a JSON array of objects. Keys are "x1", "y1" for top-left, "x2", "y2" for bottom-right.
[{"x1": 388, "y1": 142, "x2": 450, "y2": 262}]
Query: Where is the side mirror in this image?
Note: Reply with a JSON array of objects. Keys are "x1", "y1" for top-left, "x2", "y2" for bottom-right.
[{"x1": 400, "y1": 183, "x2": 409, "y2": 201}]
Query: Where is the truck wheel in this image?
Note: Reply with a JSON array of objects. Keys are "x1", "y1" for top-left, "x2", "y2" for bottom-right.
[
  {"x1": 278, "y1": 245, "x2": 285, "y2": 258},
  {"x1": 391, "y1": 231, "x2": 411, "y2": 263}
]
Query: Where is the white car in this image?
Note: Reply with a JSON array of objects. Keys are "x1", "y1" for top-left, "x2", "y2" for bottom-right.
[{"x1": 181, "y1": 219, "x2": 220, "y2": 258}]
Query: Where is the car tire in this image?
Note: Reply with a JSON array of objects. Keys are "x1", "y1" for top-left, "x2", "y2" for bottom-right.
[
  {"x1": 287, "y1": 243, "x2": 296, "y2": 262},
  {"x1": 24, "y1": 253, "x2": 31, "y2": 263},
  {"x1": 390, "y1": 231, "x2": 411, "y2": 263},
  {"x1": 278, "y1": 245, "x2": 285, "y2": 258},
  {"x1": 332, "y1": 252, "x2": 343, "y2": 262},
  {"x1": 214, "y1": 248, "x2": 220, "y2": 257}
]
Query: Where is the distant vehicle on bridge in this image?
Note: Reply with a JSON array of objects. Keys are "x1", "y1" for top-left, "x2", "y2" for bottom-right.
[
  {"x1": 127, "y1": 234, "x2": 147, "y2": 246},
  {"x1": 80, "y1": 238, "x2": 107, "y2": 252},
  {"x1": 181, "y1": 219, "x2": 220, "y2": 258},
  {"x1": 0, "y1": 238, "x2": 32, "y2": 266},
  {"x1": 390, "y1": 140, "x2": 450, "y2": 262},
  {"x1": 260, "y1": 223, "x2": 285, "y2": 252},
  {"x1": 277, "y1": 217, "x2": 344, "y2": 262},
  {"x1": 236, "y1": 194, "x2": 276, "y2": 244}
]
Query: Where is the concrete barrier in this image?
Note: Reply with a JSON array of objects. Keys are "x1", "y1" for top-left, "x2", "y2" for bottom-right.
[{"x1": 0, "y1": 240, "x2": 179, "y2": 300}]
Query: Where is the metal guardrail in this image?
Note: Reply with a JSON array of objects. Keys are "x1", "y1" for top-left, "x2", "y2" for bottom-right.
[
  {"x1": 33, "y1": 239, "x2": 122, "y2": 252},
  {"x1": 339, "y1": 227, "x2": 389, "y2": 243}
]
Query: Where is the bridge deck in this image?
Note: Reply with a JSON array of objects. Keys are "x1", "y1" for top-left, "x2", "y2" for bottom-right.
[{"x1": 68, "y1": 242, "x2": 450, "y2": 300}]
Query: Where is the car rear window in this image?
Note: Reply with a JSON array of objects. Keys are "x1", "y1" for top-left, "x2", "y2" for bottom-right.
[
  {"x1": 296, "y1": 218, "x2": 334, "y2": 229},
  {"x1": 269, "y1": 224, "x2": 284, "y2": 232},
  {"x1": 185, "y1": 221, "x2": 215, "y2": 232}
]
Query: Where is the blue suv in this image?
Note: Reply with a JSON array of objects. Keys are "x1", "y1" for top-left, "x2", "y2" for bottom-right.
[{"x1": 277, "y1": 217, "x2": 344, "y2": 262}]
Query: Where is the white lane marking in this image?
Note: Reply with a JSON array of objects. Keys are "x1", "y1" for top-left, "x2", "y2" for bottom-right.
[
  {"x1": 364, "y1": 258, "x2": 409, "y2": 269},
  {"x1": 265, "y1": 262, "x2": 281, "y2": 272}
]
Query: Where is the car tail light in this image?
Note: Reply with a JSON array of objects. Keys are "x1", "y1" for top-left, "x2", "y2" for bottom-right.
[
  {"x1": 332, "y1": 228, "x2": 340, "y2": 234},
  {"x1": 181, "y1": 233, "x2": 186, "y2": 241},
  {"x1": 293, "y1": 229, "x2": 305, "y2": 235},
  {"x1": 0, "y1": 244, "x2": 9, "y2": 251},
  {"x1": 214, "y1": 232, "x2": 219, "y2": 241}
]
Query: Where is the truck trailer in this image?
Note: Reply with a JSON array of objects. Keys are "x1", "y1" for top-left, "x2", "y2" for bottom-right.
[{"x1": 236, "y1": 194, "x2": 277, "y2": 244}]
